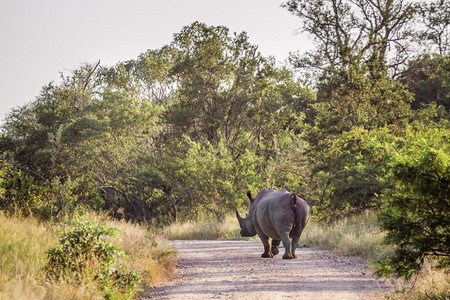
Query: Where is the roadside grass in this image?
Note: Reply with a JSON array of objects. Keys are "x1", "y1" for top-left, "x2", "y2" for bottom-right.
[
  {"x1": 161, "y1": 214, "x2": 245, "y2": 240},
  {"x1": 85, "y1": 211, "x2": 178, "y2": 286},
  {"x1": 392, "y1": 266, "x2": 449, "y2": 300},
  {"x1": 302, "y1": 212, "x2": 449, "y2": 300},
  {"x1": 0, "y1": 213, "x2": 58, "y2": 300},
  {"x1": 302, "y1": 211, "x2": 394, "y2": 261},
  {"x1": 0, "y1": 212, "x2": 176, "y2": 300}
]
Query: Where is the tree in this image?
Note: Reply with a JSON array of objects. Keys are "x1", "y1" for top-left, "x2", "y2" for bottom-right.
[
  {"x1": 283, "y1": 0, "x2": 415, "y2": 77},
  {"x1": 58, "y1": 92, "x2": 164, "y2": 222},
  {"x1": 1, "y1": 62, "x2": 101, "y2": 179},
  {"x1": 160, "y1": 136, "x2": 263, "y2": 221},
  {"x1": 400, "y1": 54, "x2": 450, "y2": 111},
  {"x1": 166, "y1": 22, "x2": 248, "y2": 143},
  {"x1": 0, "y1": 22, "x2": 309, "y2": 224},
  {"x1": 100, "y1": 46, "x2": 176, "y2": 105},
  {"x1": 314, "y1": 62, "x2": 412, "y2": 135},
  {"x1": 165, "y1": 22, "x2": 302, "y2": 150},
  {"x1": 415, "y1": 0, "x2": 450, "y2": 56}
]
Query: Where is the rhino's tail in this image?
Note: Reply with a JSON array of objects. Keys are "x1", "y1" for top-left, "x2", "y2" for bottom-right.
[
  {"x1": 290, "y1": 193, "x2": 299, "y2": 235},
  {"x1": 290, "y1": 193, "x2": 307, "y2": 237}
]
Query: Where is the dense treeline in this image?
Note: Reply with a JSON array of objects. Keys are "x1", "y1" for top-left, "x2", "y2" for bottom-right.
[{"x1": 1, "y1": 0, "x2": 449, "y2": 280}]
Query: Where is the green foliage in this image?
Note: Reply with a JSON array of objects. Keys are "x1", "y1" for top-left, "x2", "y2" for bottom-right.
[
  {"x1": 165, "y1": 21, "x2": 301, "y2": 148},
  {"x1": 45, "y1": 218, "x2": 142, "y2": 298},
  {"x1": 401, "y1": 54, "x2": 450, "y2": 111},
  {"x1": 377, "y1": 121, "x2": 450, "y2": 280},
  {"x1": 162, "y1": 135, "x2": 263, "y2": 221},
  {"x1": 0, "y1": 161, "x2": 50, "y2": 218},
  {"x1": 264, "y1": 129, "x2": 310, "y2": 193},
  {"x1": 1, "y1": 22, "x2": 305, "y2": 224},
  {"x1": 304, "y1": 58, "x2": 413, "y2": 221},
  {"x1": 0, "y1": 158, "x2": 80, "y2": 219},
  {"x1": 1, "y1": 13, "x2": 449, "y2": 285},
  {"x1": 311, "y1": 127, "x2": 387, "y2": 221},
  {"x1": 283, "y1": 0, "x2": 415, "y2": 76},
  {"x1": 314, "y1": 63, "x2": 412, "y2": 135},
  {"x1": 367, "y1": 259, "x2": 393, "y2": 278}
]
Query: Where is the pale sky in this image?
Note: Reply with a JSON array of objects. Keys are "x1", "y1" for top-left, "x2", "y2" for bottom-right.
[{"x1": 0, "y1": 0, "x2": 312, "y2": 124}]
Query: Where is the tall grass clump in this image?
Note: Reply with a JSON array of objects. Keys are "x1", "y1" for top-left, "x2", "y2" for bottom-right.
[
  {"x1": 0, "y1": 212, "x2": 58, "y2": 299},
  {"x1": 162, "y1": 214, "x2": 244, "y2": 240},
  {"x1": 392, "y1": 267, "x2": 449, "y2": 300},
  {"x1": 301, "y1": 211, "x2": 393, "y2": 261}
]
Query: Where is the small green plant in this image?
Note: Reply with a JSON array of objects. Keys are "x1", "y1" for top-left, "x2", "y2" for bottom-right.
[
  {"x1": 367, "y1": 259, "x2": 394, "y2": 278},
  {"x1": 95, "y1": 266, "x2": 142, "y2": 299},
  {"x1": 45, "y1": 218, "x2": 142, "y2": 299}
]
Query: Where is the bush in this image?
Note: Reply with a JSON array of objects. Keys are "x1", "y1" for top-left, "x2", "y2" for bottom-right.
[
  {"x1": 374, "y1": 122, "x2": 450, "y2": 280},
  {"x1": 165, "y1": 135, "x2": 263, "y2": 221},
  {"x1": 0, "y1": 161, "x2": 50, "y2": 218},
  {"x1": 0, "y1": 212, "x2": 176, "y2": 299},
  {"x1": 0, "y1": 159, "x2": 80, "y2": 220},
  {"x1": 45, "y1": 218, "x2": 142, "y2": 299},
  {"x1": 311, "y1": 126, "x2": 391, "y2": 222}
]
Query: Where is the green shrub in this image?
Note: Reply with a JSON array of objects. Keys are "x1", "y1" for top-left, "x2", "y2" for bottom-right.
[
  {"x1": 45, "y1": 218, "x2": 142, "y2": 299},
  {"x1": 0, "y1": 159, "x2": 80, "y2": 220},
  {"x1": 375, "y1": 122, "x2": 450, "y2": 280},
  {"x1": 165, "y1": 135, "x2": 263, "y2": 221}
]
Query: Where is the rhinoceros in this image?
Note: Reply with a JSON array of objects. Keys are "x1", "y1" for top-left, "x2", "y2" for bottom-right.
[{"x1": 236, "y1": 188, "x2": 309, "y2": 259}]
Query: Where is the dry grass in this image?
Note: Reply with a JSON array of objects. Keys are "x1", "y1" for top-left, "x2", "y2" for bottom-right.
[
  {"x1": 0, "y1": 212, "x2": 177, "y2": 300},
  {"x1": 391, "y1": 266, "x2": 449, "y2": 300},
  {"x1": 302, "y1": 211, "x2": 394, "y2": 261},
  {"x1": 161, "y1": 214, "x2": 244, "y2": 240},
  {"x1": 303, "y1": 213, "x2": 449, "y2": 300},
  {"x1": 0, "y1": 213, "x2": 58, "y2": 300}
]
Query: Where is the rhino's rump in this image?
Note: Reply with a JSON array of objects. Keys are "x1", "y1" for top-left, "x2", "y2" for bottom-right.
[{"x1": 253, "y1": 190, "x2": 297, "y2": 240}]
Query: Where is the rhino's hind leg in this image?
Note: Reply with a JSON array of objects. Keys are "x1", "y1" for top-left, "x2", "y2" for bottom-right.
[
  {"x1": 280, "y1": 233, "x2": 293, "y2": 259},
  {"x1": 271, "y1": 239, "x2": 281, "y2": 255},
  {"x1": 291, "y1": 236, "x2": 299, "y2": 258}
]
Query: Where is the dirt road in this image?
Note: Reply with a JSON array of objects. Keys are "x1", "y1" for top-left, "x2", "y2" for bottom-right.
[{"x1": 143, "y1": 240, "x2": 399, "y2": 299}]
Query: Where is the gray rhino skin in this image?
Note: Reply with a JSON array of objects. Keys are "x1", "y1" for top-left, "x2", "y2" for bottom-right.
[{"x1": 236, "y1": 188, "x2": 309, "y2": 259}]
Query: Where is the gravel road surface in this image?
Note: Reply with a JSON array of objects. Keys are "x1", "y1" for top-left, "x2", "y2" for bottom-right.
[{"x1": 143, "y1": 240, "x2": 399, "y2": 299}]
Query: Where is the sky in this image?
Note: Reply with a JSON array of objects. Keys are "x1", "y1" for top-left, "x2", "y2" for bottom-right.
[{"x1": 0, "y1": 0, "x2": 312, "y2": 124}]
